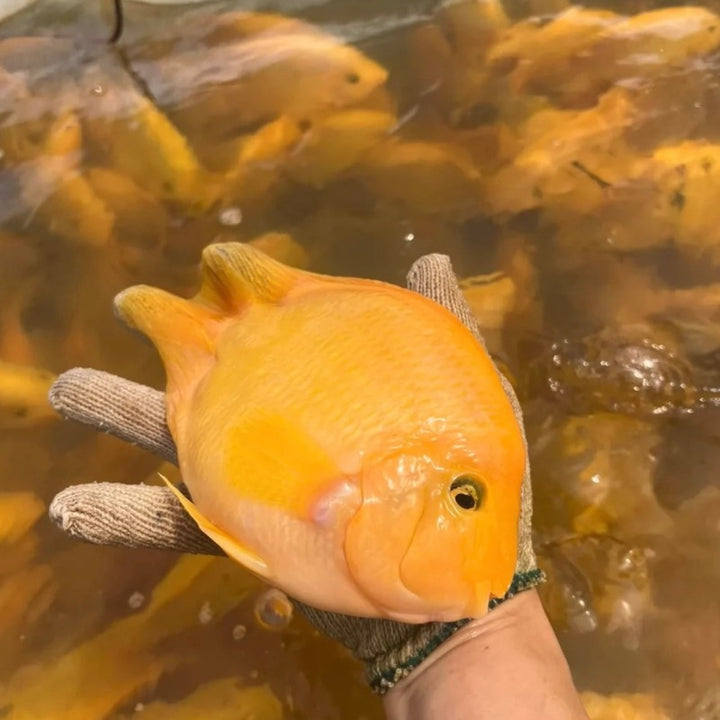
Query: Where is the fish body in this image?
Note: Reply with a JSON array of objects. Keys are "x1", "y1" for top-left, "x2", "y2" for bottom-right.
[
  {"x1": 0, "y1": 360, "x2": 57, "y2": 429},
  {"x1": 114, "y1": 244, "x2": 525, "y2": 622},
  {"x1": 132, "y1": 14, "x2": 388, "y2": 140}
]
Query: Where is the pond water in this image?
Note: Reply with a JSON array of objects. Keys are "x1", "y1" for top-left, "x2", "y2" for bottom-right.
[{"x1": 1, "y1": 1, "x2": 719, "y2": 718}]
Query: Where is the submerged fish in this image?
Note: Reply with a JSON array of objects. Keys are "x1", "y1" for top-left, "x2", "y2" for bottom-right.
[
  {"x1": 131, "y1": 13, "x2": 388, "y2": 142},
  {"x1": 114, "y1": 244, "x2": 525, "y2": 622}
]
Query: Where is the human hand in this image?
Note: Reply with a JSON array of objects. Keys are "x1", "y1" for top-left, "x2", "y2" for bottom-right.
[{"x1": 48, "y1": 253, "x2": 543, "y2": 694}]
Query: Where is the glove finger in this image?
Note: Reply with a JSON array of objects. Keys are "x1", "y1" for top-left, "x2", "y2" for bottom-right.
[
  {"x1": 406, "y1": 253, "x2": 487, "y2": 348},
  {"x1": 407, "y1": 256, "x2": 538, "y2": 573},
  {"x1": 49, "y1": 368, "x2": 178, "y2": 464},
  {"x1": 49, "y1": 483, "x2": 223, "y2": 555}
]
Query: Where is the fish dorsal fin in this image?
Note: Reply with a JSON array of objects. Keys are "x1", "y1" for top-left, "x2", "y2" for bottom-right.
[
  {"x1": 163, "y1": 477, "x2": 271, "y2": 579},
  {"x1": 199, "y1": 242, "x2": 299, "y2": 310}
]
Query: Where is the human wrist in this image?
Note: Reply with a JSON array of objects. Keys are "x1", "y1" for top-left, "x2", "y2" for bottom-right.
[
  {"x1": 383, "y1": 590, "x2": 589, "y2": 720},
  {"x1": 365, "y1": 568, "x2": 543, "y2": 693}
]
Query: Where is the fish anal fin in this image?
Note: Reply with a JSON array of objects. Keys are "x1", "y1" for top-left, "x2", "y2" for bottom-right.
[
  {"x1": 199, "y1": 242, "x2": 299, "y2": 310},
  {"x1": 163, "y1": 477, "x2": 270, "y2": 578}
]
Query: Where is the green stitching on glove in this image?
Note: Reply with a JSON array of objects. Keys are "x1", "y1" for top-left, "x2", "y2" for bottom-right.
[{"x1": 368, "y1": 569, "x2": 546, "y2": 694}]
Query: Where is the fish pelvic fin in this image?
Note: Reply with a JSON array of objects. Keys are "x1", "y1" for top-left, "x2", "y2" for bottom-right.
[
  {"x1": 163, "y1": 476, "x2": 271, "y2": 579},
  {"x1": 113, "y1": 285, "x2": 219, "y2": 389},
  {"x1": 199, "y1": 242, "x2": 299, "y2": 310}
]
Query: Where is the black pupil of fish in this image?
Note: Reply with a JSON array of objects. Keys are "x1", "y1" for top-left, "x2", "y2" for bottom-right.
[
  {"x1": 450, "y1": 476, "x2": 484, "y2": 511},
  {"x1": 454, "y1": 492, "x2": 476, "y2": 510}
]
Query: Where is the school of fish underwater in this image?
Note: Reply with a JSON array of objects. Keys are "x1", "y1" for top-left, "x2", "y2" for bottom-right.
[{"x1": 1, "y1": 0, "x2": 720, "y2": 717}]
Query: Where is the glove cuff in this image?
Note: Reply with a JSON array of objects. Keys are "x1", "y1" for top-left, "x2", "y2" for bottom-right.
[{"x1": 367, "y1": 568, "x2": 546, "y2": 694}]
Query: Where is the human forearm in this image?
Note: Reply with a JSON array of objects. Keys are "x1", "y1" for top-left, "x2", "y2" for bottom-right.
[{"x1": 383, "y1": 590, "x2": 589, "y2": 720}]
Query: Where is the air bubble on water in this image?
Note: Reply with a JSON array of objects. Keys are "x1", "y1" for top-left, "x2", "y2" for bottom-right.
[
  {"x1": 568, "y1": 608, "x2": 598, "y2": 634},
  {"x1": 134, "y1": 703, "x2": 145, "y2": 713},
  {"x1": 91, "y1": 84, "x2": 105, "y2": 96},
  {"x1": 232, "y1": 624, "x2": 247, "y2": 641},
  {"x1": 198, "y1": 600, "x2": 213, "y2": 625},
  {"x1": 219, "y1": 207, "x2": 243, "y2": 227},
  {"x1": 616, "y1": 546, "x2": 646, "y2": 578},
  {"x1": 404, "y1": 232, "x2": 415, "y2": 243},
  {"x1": 254, "y1": 588, "x2": 293, "y2": 631},
  {"x1": 606, "y1": 591, "x2": 643, "y2": 642},
  {"x1": 563, "y1": 586, "x2": 598, "y2": 634},
  {"x1": 128, "y1": 592, "x2": 145, "y2": 610}
]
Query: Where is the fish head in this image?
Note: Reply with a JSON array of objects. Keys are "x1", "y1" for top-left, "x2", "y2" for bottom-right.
[
  {"x1": 324, "y1": 43, "x2": 388, "y2": 108},
  {"x1": 285, "y1": 36, "x2": 387, "y2": 114},
  {"x1": 344, "y1": 428, "x2": 524, "y2": 622}
]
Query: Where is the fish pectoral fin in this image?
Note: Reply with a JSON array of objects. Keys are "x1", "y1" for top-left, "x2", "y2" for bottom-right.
[
  {"x1": 163, "y1": 477, "x2": 271, "y2": 579},
  {"x1": 199, "y1": 242, "x2": 299, "y2": 309}
]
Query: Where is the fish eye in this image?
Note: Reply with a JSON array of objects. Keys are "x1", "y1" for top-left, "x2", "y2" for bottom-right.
[
  {"x1": 449, "y1": 475, "x2": 485, "y2": 511},
  {"x1": 346, "y1": 72, "x2": 361, "y2": 85}
]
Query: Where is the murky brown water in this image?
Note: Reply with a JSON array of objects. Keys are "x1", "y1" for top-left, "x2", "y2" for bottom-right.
[{"x1": 1, "y1": 1, "x2": 719, "y2": 718}]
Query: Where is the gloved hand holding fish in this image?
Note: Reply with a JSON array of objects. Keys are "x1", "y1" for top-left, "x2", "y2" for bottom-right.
[{"x1": 49, "y1": 249, "x2": 543, "y2": 693}]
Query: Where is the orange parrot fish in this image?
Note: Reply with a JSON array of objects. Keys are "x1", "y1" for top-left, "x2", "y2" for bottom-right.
[{"x1": 114, "y1": 243, "x2": 526, "y2": 623}]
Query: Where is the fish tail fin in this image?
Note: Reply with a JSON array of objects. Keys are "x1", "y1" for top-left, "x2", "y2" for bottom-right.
[
  {"x1": 199, "y1": 242, "x2": 299, "y2": 310},
  {"x1": 114, "y1": 285, "x2": 218, "y2": 387}
]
